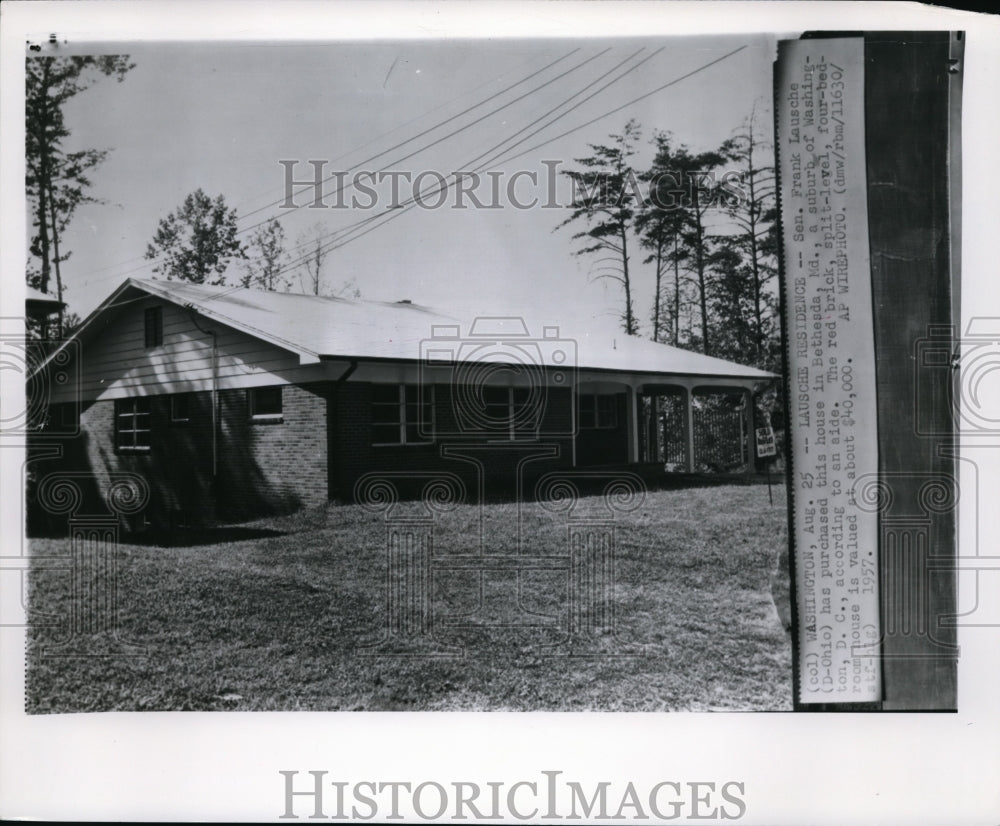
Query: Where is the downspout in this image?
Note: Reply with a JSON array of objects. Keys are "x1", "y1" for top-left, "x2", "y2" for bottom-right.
[
  {"x1": 330, "y1": 359, "x2": 358, "y2": 499},
  {"x1": 335, "y1": 360, "x2": 358, "y2": 384},
  {"x1": 186, "y1": 307, "x2": 218, "y2": 477}
]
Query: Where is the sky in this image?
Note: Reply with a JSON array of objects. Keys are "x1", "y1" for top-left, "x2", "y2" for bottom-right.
[{"x1": 44, "y1": 34, "x2": 778, "y2": 336}]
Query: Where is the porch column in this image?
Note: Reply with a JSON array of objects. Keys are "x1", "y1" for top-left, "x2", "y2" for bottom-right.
[
  {"x1": 627, "y1": 388, "x2": 639, "y2": 464},
  {"x1": 683, "y1": 386, "x2": 696, "y2": 473},
  {"x1": 744, "y1": 387, "x2": 756, "y2": 475}
]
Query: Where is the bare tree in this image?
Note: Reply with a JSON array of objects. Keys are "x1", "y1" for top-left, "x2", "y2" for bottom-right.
[
  {"x1": 296, "y1": 223, "x2": 328, "y2": 296},
  {"x1": 719, "y1": 105, "x2": 779, "y2": 366},
  {"x1": 559, "y1": 120, "x2": 643, "y2": 336}
]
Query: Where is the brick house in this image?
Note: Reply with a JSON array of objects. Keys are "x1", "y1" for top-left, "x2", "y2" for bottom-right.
[{"x1": 32, "y1": 278, "x2": 775, "y2": 526}]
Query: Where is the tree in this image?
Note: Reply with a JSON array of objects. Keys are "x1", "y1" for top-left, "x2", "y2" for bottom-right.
[
  {"x1": 25, "y1": 55, "x2": 134, "y2": 327},
  {"x1": 637, "y1": 131, "x2": 690, "y2": 345},
  {"x1": 719, "y1": 106, "x2": 779, "y2": 368},
  {"x1": 145, "y1": 189, "x2": 245, "y2": 285},
  {"x1": 296, "y1": 222, "x2": 328, "y2": 296},
  {"x1": 670, "y1": 145, "x2": 731, "y2": 357},
  {"x1": 704, "y1": 245, "x2": 758, "y2": 363},
  {"x1": 559, "y1": 120, "x2": 643, "y2": 336},
  {"x1": 242, "y1": 218, "x2": 288, "y2": 290}
]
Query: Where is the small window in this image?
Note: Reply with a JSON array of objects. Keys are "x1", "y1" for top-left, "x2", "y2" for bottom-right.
[
  {"x1": 580, "y1": 393, "x2": 618, "y2": 430},
  {"x1": 115, "y1": 397, "x2": 152, "y2": 452},
  {"x1": 144, "y1": 307, "x2": 163, "y2": 348},
  {"x1": 249, "y1": 386, "x2": 283, "y2": 421},
  {"x1": 170, "y1": 393, "x2": 191, "y2": 423},
  {"x1": 371, "y1": 384, "x2": 433, "y2": 445}
]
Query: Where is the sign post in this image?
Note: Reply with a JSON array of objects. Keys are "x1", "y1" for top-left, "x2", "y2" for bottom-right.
[{"x1": 755, "y1": 424, "x2": 776, "y2": 505}]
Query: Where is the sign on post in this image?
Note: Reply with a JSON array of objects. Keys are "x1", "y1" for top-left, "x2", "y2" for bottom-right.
[{"x1": 755, "y1": 426, "x2": 777, "y2": 458}]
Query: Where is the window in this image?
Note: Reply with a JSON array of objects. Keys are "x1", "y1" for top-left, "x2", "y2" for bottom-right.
[
  {"x1": 170, "y1": 393, "x2": 191, "y2": 423},
  {"x1": 144, "y1": 307, "x2": 162, "y2": 348},
  {"x1": 481, "y1": 386, "x2": 537, "y2": 440},
  {"x1": 580, "y1": 393, "x2": 619, "y2": 429},
  {"x1": 115, "y1": 397, "x2": 152, "y2": 451},
  {"x1": 249, "y1": 387, "x2": 282, "y2": 421},
  {"x1": 371, "y1": 384, "x2": 433, "y2": 445},
  {"x1": 56, "y1": 403, "x2": 78, "y2": 429}
]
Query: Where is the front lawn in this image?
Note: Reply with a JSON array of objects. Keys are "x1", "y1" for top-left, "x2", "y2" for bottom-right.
[{"x1": 26, "y1": 483, "x2": 791, "y2": 712}]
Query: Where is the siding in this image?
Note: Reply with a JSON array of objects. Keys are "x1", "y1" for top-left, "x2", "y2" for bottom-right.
[{"x1": 50, "y1": 296, "x2": 305, "y2": 403}]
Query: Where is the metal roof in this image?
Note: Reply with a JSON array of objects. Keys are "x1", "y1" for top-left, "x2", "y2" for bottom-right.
[
  {"x1": 47, "y1": 277, "x2": 777, "y2": 381},
  {"x1": 135, "y1": 279, "x2": 775, "y2": 380}
]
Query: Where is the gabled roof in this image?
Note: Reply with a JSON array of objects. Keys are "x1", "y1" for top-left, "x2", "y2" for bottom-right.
[{"x1": 40, "y1": 277, "x2": 777, "y2": 381}]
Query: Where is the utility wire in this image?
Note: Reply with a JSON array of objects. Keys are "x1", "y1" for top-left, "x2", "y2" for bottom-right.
[
  {"x1": 295, "y1": 44, "x2": 748, "y2": 268},
  {"x1": 76, "y1": 49, "x2": 581, "y2": 288},
  {"x1": 236, "y1": 47, "x2": 609, "y2": 237},
  {"x1": 263, "y1": 47, "x2": 655, "y2": 280},
  {"x1": 83, "y1": 44, "x2": 749, "y2": 314}
]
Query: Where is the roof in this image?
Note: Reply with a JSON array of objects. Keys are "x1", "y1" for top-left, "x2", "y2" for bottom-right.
[
  {"x1": 43, "y1": 277, "x2": 777, "y2": 381},
  {"x1": 25, "y1": 285, "x2": 65, "y2": 309}
]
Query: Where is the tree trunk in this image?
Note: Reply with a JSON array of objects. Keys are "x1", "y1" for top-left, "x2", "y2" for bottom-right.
[
  {"x1": 652, "y1": 236, "x2": 664, "y2": 342},
  {"x1": 692, "y1": 187, "x2": 710, "y2": 355},
  {"x1": 619, "y1": 221, "x2": 635, "y2": 335},
  {"x1": 46, "y1": 181, "x2": 64, "y2": 335}
]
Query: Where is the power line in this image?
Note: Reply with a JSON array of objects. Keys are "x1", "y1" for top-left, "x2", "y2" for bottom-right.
[
  {"x1": 265, "y1": 47, "x2": 651, "y2": 278},
  {"x1": 79, "y1": 43, "x2": 750, "y2": 313},
  {"x1": 76, "y1": 49, "x2": 582, "y2": 289},
  {"x1": 493, "y1": 45, "x2": 748, "y2": 169},
  {"x1": 226, "y1": 51, "x2": 550, "y2": 216},
  {"x1": 266, "y1": 42, "x2": 672, "y2": 273},
  {"x1": 300, "y1": 44, "x2": 749, "y2": 266},
  {"x1": 137, "y1": 44, "x2": 630, "y2": 309},
  {"x1": 236, "y1": 46, "x2": 609, "y2": 237}
]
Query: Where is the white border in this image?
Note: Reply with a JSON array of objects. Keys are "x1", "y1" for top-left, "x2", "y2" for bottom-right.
[{"x1": 3, "y1": 3, "x2": 999, "y2": 823}]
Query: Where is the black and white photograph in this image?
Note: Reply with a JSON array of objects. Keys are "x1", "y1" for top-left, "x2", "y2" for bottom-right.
[{"x1": 1, "y1": 1, "x2": 999, "y2": 823}]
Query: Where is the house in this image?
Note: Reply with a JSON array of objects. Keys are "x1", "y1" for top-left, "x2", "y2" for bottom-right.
[
  {"x1": 31, "y1": 278, "x2": 776, "y2": 526},
  {"x1": 25, "y1": 284, "x2": 65, "y2": 321}
]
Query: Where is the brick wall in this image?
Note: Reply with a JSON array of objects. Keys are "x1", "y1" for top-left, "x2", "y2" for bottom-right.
[
  {"x1": 30, "y1": 382, "x2": 329, "y2": 528},
  {"x1": 329, "y1": 382, "x2": 574, "y2": 502},
  {"x1": 30, "y1": 377, "x2": 582, "y2": 527}
]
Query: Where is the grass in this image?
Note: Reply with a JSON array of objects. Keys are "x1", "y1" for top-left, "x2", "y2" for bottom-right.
[{"x1": 25, "y1": 483, "x2": 791, "y2": 712}]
